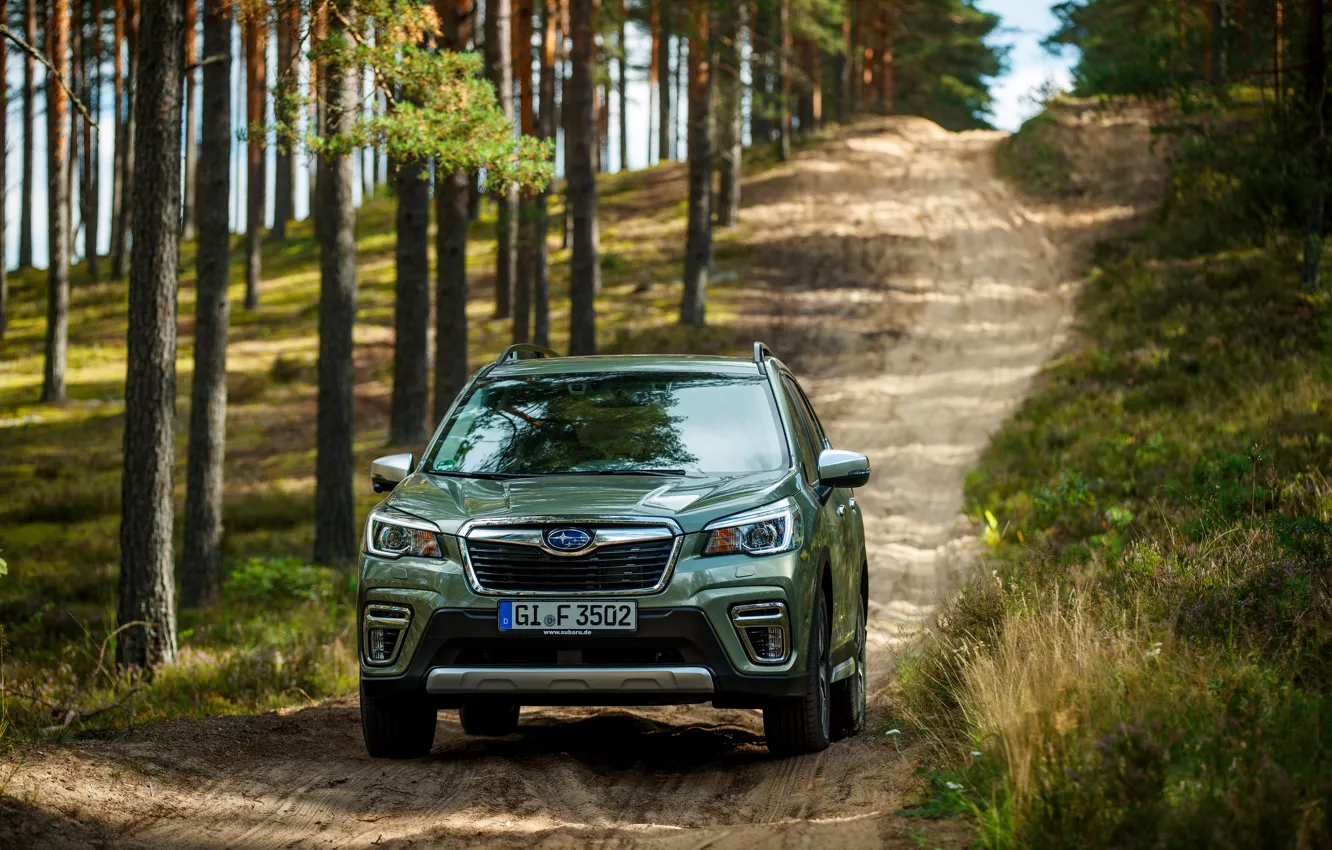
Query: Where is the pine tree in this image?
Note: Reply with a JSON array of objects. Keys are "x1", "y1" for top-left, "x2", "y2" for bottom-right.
[
  {"x1": 182, "y1": 0, "x2": 198, "y2": 240},
  {"x1": 716, "y1": 0, "x2": 744, "y2": 227},
  {"x1": 568, "y1": 0, "x2": 600, "y2": 354},
  {"x1": 244, "y1": 14, "x2": 267, "y2": 309},
  {"x1": 488, "y1": 0, "x2": 518, "y2": 320},
  {"x1": 118, "y1": 0, "x2": 184, "y2": 669},
  {"x1": 42, "y1": 0, "x2": 72, "y2": 404},
  {"x1": 182, "y1": 0, "x2": 234, "y2": 610},
  {"x1": 680, "y1": 0, "x2": 711, "y2": 325},
  {"x1": 19, "y1": 0, "x2": 35, "y2": 270}
]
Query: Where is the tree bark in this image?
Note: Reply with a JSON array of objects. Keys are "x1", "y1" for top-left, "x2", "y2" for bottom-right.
[
  {"x1": 673, "y1": 29, "x2": 683, "y2": 158},
  {"x1": 42, "y1": 0, "x2": 71, "y2": 404},
  {"x1": 839, "y1": 0, "x2": 853, "y2": 123},
  {"x1": 314, "y1": 4, "x2": 359, "y2": 566},
  {"x1": 274, "y1": 5, "x2": 296, "y2": 240},
  {"x1": 86, "y1": 0, "x2": 102, "y2": 277},
  {"x1": 110, "y1": 0, "x2": 124, "y2": 273},
  {"x1": 617, "y1": 0, "x2": 627, "y2": 171},
  {"x1": 534, "y1": 0, "x2": 556, "y2": 347},
  {"x1": 308, "y1": 6, "x2": 323, "y2": 233},
  {"x1": 182, "y1": 0, "x2": 233, "y2": 610},
  {"x1": 716, "y1": 0, "x2": 742, "y2": 227},
  {"x1": 182, "y1": 0, "x2": 198, "y2": 240},
  {"x1": 879, "y1": 0, "x2": 894, "y2": 114},
  {"x1": 514, "y1": 0, "x2": 536, "y2": 343},
  {"x1": 680, "y1": 0, "x2": 711, "y2": 326},
  {"x1": 435, "y1": 0, "x2": 472, "y2": 423},
  {"x1": 70, "y1": 0, "x2": 80, "y2": 261},
  {"x1": 19, "y1": 0, "x2": 35, "y2": 270},
  {"x1": 569, "y1": 0, "x2": 599, "y2": 354},
  {"x1": 0, "y1": 1, "x2": 6, "y2": 336},
  {"x1": 777, "y1": 0, "x2": 790, "y2": 160},
  {"x1": 112, "y1": 0, "x2": 138, "y2": 281},
  {"x1": 657, "y1": 1, "x2": 672, "y2": 160},
  {"x1": 487, "y1": 0, "x2": 517, "y2": 320},
  {"x1": 244, "y1": 17, "x2": 266, "y2": 308},
  {"x1": 750, "y1": 0, "x2": 770, "y2": 146},
  {"x1": 1302, "y1": 0, "x2": 1326, "y2": 291},
  {"x1": 391, "y1": 158, "x2": 431, "y2": 445},
  {"x1": 118, "y1": 0, "x2": 183, "y2": 669}
]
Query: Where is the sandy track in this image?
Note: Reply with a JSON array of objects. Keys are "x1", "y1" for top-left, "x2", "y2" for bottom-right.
[{"x1": 2, "y1": 115, "x2": 1154, "y2": 849}]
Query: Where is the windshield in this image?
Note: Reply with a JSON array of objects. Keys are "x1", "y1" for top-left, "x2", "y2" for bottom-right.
[{"x1": 423, "y1": 372, "x2": 788, "y2": 476}]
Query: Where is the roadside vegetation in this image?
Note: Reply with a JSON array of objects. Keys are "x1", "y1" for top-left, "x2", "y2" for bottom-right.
[{"x1": 900, "y1": 1, "x2": 1332, "y2": 844}]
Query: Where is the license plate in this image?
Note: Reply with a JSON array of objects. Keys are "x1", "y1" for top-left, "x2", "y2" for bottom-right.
[{"x1": 498, "y1": 599, "x2": 638, "y2": 633}]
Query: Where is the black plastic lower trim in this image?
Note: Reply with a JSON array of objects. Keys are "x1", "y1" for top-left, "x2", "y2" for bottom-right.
[{"x1": 360, "y1": 607, "x2": 806, "y2": 709}]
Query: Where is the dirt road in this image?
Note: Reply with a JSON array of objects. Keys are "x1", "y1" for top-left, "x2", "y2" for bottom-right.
[{"x1": 3, "y1": 115, "x2": 1157, "y2": 849}]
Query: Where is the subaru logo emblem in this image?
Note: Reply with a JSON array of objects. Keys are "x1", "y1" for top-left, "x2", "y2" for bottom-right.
[{"x1": 545, "y1": 527, "x2": 592, "y2": 552}]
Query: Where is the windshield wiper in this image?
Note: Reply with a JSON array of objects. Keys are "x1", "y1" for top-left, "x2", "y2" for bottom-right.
[{"x1": 426, "y1": 470, "x2": 532, "y2": 480}]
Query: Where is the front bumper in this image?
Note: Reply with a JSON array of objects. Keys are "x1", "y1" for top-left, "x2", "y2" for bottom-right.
[{"x1": 358, "y1": 607, "x2": 806, "y2": 708}]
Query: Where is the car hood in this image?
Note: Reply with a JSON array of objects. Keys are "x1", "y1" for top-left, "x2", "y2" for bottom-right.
[{"x1": 380, "y1": 469, "x2": 798, "y2": 535}]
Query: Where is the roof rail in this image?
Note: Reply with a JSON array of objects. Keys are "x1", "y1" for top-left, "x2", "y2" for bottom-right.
[
  {"x1": 480, "y1": 344, "x2": 561, "y2": 378},
  {"x1": 753, "y1": 341, "x2": 776, "y2": 375}
]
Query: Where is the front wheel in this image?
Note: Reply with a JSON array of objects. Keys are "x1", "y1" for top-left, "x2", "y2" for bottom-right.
[
  {"x1": 763, "y1": 585, "x2": 832, "y2": 756},
  {"x1": 360, "y1": 683, "x2": 437, "y2": 759}
]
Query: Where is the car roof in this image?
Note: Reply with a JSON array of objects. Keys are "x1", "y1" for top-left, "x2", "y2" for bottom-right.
[{"x1": 485, "y1": 353, "x2": 764, "y2": 378}]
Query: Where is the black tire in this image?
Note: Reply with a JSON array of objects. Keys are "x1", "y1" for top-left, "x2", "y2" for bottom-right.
[
  {"x1": 831, "y1": 583, "x2": 868, "y2": 740},
  {"x1": 360, "y1": 683, "x2": 438, "y2": 759},
  {"x1": 459, "y1": 699, "x2": 521, "y2": 736},
  {"x1": 763, "y1": 583, "x2": 832, "y2": 756}
]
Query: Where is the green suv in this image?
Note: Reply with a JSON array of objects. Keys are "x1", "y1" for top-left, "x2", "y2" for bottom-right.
[{"x1": 358, "y1": 343, "x2": 872, "y2": 758}]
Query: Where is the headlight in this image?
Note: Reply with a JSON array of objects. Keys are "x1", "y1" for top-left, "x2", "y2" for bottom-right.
[
  {"x1": 364, "y1": 510, "x2": 443, "y2": 559},
  {"x1": 703, "y1": 497, "x2": 803, "y2": 557}
]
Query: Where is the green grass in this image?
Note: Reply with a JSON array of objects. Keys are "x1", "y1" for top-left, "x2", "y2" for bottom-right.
[
  {"x1": 0, "y1": 156, "x2": 782, "y2": 742},
  {"x1": 898, "y1": 137, "x2": 1332, "y2": 845},
  {"x1": 994, "y1": 111, "x2": 1076, "y2": 199}
]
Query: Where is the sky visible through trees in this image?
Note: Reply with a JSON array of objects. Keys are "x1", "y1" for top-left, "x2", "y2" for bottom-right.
[{"x1": 1, "y1": 0, "x2": 1044, "y2": 270}]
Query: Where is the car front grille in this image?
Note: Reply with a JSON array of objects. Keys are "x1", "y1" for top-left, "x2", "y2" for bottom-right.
[{"x1": 465, "y1": 537, "x2": 677, "y2": 594}]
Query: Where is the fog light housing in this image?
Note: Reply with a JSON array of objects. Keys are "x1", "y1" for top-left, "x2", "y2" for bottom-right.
[
  {"x1": 362, "y1": 603, "x2": 412, "y2": 666},
  {"x1": 730, "y1": 602, "x2": 790, "y2": 664}
]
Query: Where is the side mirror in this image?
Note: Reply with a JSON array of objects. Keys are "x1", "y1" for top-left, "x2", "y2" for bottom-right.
[
  {"x1": 817, "y1": 449, "x2": 870, "y2": 489},
  {"x1": 371, "y1": 453, "x2": 415, "y2": 494}
]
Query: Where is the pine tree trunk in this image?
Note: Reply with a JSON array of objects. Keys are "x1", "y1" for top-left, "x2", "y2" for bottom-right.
[
  {"x1": 86, "y1": 0, "x2": 102, "y2": 277},
  {"x1": 112, "y1": 1, "x2": 138, "y2": 281},
  {"x1": 777, "y1": 0, "x2": 791, "y2": 161},
  {"x1": 274, "y1": 6, "x2": 295, "y2": 241},
  {"x1": 1302, "y1": 0, "x2": 1326, "y2": 291},
  {"x1": 569, "y1": 0, "x2": 599, "y2": 354},
  {"x1": 680, "y1": 0, "x2": 711, "y2": 326},
  {"x1": 840, "y1": 0, "x2": 853, "y2": 123},
  {"x1": 656, "y1": 0, "x2": 672, "y2": 161},
  {"x1": 314, "y1": 4, "x2": 359, "y2": 567},
  {"x1": 42, "y1": 0, "x2": 71, "y2": 404},
  {"x1": 716, "y1": 0, "x2": 742, "y2": 228},
  {"x1": 880, "y1": 0, "x2": 894, "y2": 113},
  {"x1": 648, "y1": 0, "x2": 658, "y2": 163},
  {"x1": 750, "y1": 0, "x2": 770, "y2": 145},
  {"x1": 435, "y1": 0, "x2": 471, "y2": 422},
  {"x1": 182, "y1": 0, "x2": 233, "y2": 610},
  {"x1": 534, "y1": 0, "x2": 556, "y2": 347},
  {"x1": 70, "y1": 0, "x2": 80, "y2": 258},
  {"x1": 118, "y1": 0, "x2": 183, "y2": 669},
  {"x1": 617, "y1": 0, "x2": 627, "y2": 171},
  {"x1": 182, "y1": 0, "x2": 198, "y2": 240},
  {"x1": 514, "y1": 0, "x2": 536, "y2": 343},
  {"x1": 308, "y1": 7, "x2": 322, "y2": 232},
  {"x1": 244, "y1": 18, "x2": 266, "y2": 308},
  {"x1": 0, "y1": 1, "x2": 7, "y2": 336},
  {"x1": 673, "y1": 32, "x2": 683, "y2": 158},
  {"x1": 390, "y1": 158, "x2": 430, "y2": 445},
  {"x1": 488, "y1": 0, "x2": 517, "y2": 320},
  {"x1": 19, "y1": 0, "x2": 35, "y2": 270}
]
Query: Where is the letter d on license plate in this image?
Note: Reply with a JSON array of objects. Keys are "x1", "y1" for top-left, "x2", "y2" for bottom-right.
[{"x1": 498, "y1": 600, "x2": 637, "y2": 632}]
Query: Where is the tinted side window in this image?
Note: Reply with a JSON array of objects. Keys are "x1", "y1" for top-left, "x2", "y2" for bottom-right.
[
  {"x1": 788, "y1": 377, "x2": 829, "y2": 449},
  {"x1": 781, "y1": 376, "x2": 820, "y2": 481}
]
